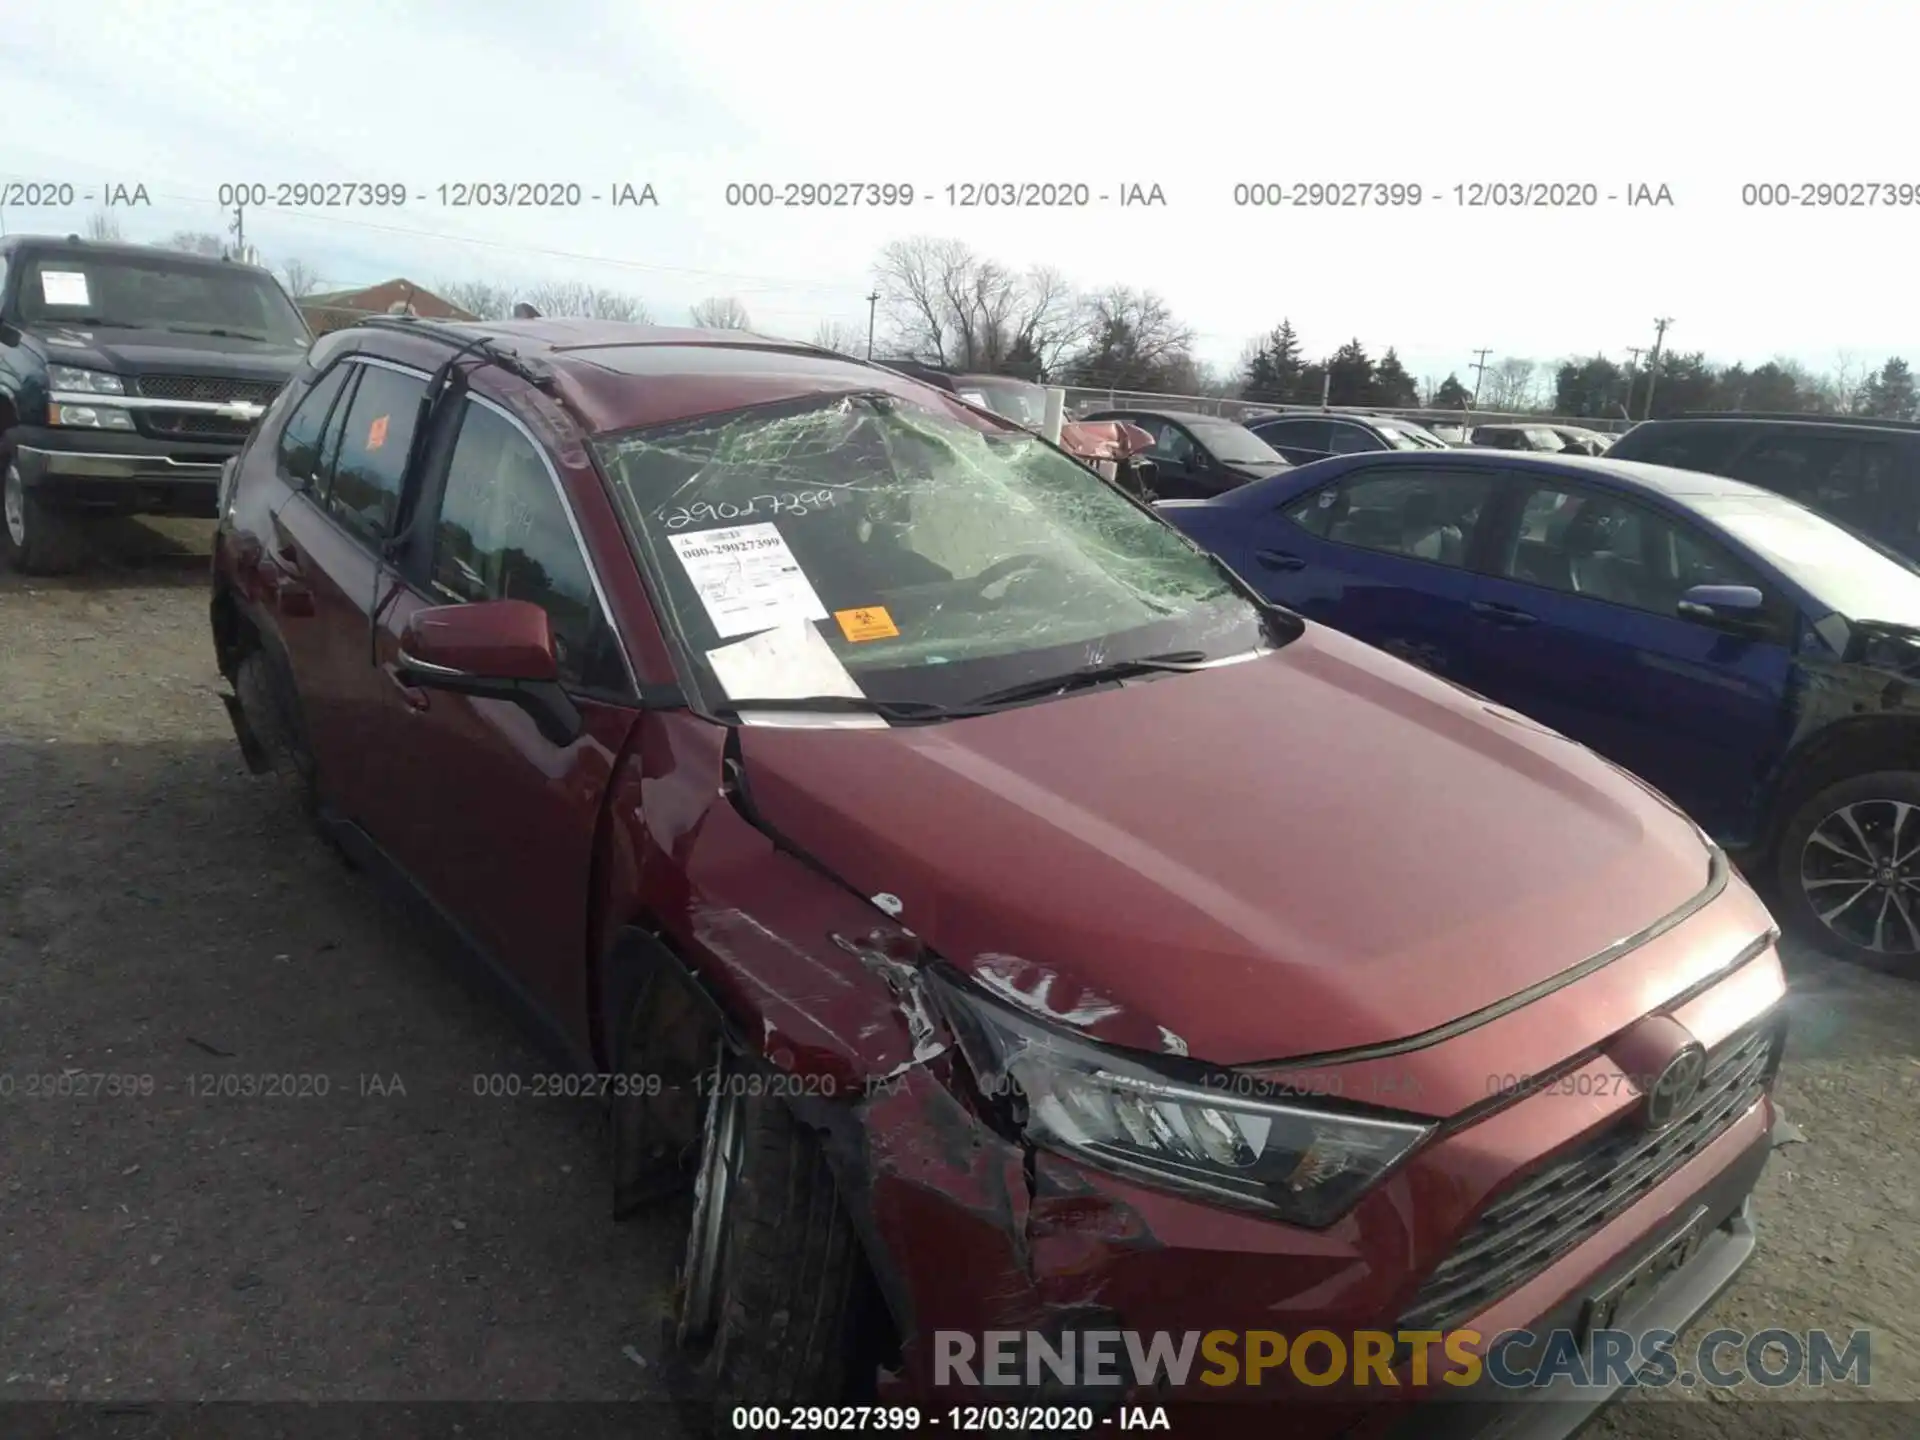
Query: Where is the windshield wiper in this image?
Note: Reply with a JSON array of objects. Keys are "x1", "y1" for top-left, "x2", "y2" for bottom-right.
[
  {"x1": 160, "y1": 325, "x2": 272, "y2": 340},
  {"x1": 717, "y1": 694, "x2": 978, "y2": 723},
  {"x1": 966, "y1": 651, "x2": 1212, "y2": 709}
]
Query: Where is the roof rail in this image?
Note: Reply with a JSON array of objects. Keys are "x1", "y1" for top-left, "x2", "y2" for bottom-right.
[
  {"x1": 1677, "y1": 410, "x2": 1920, "y2": 431},
  {"x1": 355, "y1": 314, "x2": 558, "y2": 392}
]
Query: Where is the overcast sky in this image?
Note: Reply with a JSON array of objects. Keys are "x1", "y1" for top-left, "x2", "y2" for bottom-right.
[{"x1": 7, "y1": 0, "x2": 1914, "y2": 387}]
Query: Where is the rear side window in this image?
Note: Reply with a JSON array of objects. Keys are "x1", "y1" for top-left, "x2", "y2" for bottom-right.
[
  {"x1": 1282, "y1": 469, "x2": 1494, "y2": 566},
  {"x1": 1262, "y1": 418, "x2": 1331, "y2": 450},
  {"x1": 1725, "y1": 435, "x2": 1910, "y2": 545},
  {"x1": 326, "y1": 363, "x2": 428, "y2": 545},
  {"x1": 1725, "y1": 433, "x2": 1860, "y2": 503},
  {"x1": 274, "y1": 364, "x2": 355, "y2": 484},
  {"x1": 1615, "y1": 425, "x2": 1744, "y2": 473}
]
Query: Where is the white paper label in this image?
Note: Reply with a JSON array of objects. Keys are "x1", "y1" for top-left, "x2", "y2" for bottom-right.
[
  {"x1": 705, "y1": 618, "x2": 864, "y2": 701},
  {"x1": 40, "y1": 271, "x2": 91, "y2": 307},
  {"x1": 669, "y1": 521, "x2": 828, "y2": 639}
]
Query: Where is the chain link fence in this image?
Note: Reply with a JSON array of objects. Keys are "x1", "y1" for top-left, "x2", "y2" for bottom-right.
[{"x1": 1056, "y1": 385, "x2": 1634, "y2": 435}]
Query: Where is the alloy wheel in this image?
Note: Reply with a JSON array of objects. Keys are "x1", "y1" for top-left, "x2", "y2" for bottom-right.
[
  {"x1": 677, "y1": 1044, "x2": 745, "y2": 1348},
  {"x1": 1798, "y1": 798, "x2": 1920, "y2": 956}
]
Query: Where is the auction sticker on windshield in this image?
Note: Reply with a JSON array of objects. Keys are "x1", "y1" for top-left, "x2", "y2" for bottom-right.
[
  {"x1": 40, "y1": 271, "x2": 91, "y2": 306},
  {"x1": 669, "y1": 522, "x2": 829, "y2": 638}
]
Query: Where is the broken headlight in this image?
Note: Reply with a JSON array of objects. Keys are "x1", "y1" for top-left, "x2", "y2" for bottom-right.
[{"x1": 930, "y1": 971, "x2": 1432, "y2": 1228}]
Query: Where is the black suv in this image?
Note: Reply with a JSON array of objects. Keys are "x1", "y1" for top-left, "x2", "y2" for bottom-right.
[
  {"x1": 1608, "y1": 413, "x2": 1920, "y2": 563},
  {"x1": 1246, "y1": 411, "x2": 1448, "y2": 462},
  {"x1": 0, "y1": 236, "x2": 311, "y2": 572}
]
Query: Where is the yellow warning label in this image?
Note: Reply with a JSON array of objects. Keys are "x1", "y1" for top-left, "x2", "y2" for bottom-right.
[{"x1": 834, "y1": 606, "x2": 900, "y2": 642}]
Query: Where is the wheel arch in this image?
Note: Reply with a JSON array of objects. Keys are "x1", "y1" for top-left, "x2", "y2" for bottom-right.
[
  {"x1": 597, "y1": 918, "x2": 910, "y2": 1372},
  {"x1": 1761, "y1": 715, "x2": 1920, "y2": 852}
]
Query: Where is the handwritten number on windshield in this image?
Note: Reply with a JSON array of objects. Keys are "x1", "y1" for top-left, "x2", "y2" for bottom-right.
[{"x1": 660, "y1": 490, "x2": 840, "y2": 530}]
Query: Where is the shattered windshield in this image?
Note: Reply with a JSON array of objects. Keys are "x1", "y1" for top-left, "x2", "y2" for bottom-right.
[{"x1": 593, "y1": 391, "x2": 1267, "y2": 712}]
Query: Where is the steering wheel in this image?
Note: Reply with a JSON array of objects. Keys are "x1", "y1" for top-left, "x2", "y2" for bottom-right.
[{"x1": 964, "y1": 553, "x2": 1069, "y2": 605}]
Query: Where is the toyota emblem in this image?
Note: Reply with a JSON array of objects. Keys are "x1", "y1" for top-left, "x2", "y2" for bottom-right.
[{"x1": 1645, "y1": 1043, "x2": 1707, "y2": 1130}]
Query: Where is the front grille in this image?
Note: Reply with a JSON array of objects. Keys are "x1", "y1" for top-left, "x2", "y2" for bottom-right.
[
  {"x1": 140, "y1": 411, "x2": 257, "y2": 441},
  {"x1": 134, "y1": 374, "x2": 283, "y2": 406},
  {"x1": 1398, "y1": 1020, "x2": 1780, "y2": 1332}
]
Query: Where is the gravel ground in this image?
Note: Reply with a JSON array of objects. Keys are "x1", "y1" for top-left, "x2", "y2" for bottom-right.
[{"x1": 2, "y1": 521, "x2": 1917, "y2": 1438}]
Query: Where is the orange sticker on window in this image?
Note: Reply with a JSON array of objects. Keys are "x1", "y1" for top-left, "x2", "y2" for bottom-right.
[
  {"x1": 367, "y1": 415, "x2": 390, "y2": 450},
  {"x1": 835, "y1": 606, "x2": 899, "y2": 642}
]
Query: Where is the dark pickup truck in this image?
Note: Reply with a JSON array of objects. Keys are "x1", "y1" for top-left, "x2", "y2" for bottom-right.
[{"x1": 0, "y1": 235, "x2": 311, "y2": 573}]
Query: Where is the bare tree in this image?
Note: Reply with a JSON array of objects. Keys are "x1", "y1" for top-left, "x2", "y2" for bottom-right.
[
  {"x1": 1063, "y1": 286, "x2": 1197, "y2": 391},
  {"x1": 810, "y1": 320, "x2": 866, "y2": 355},
  {"x1": 278, "y1": 258, "x2": 325, "y2": 299},
  {"x1": 84, "y1": 211, "x2": 124, "y2": 242},
  {"x1": 163, "y1": 231, "x2": 227, "y2": 258},
  {"x1": 522, "y1": 280, "x2": 652, "y2": 323},
  {"x1": 873, "y1": 238, "x2": 1087, "y2": 376},
  {"x1": 1480, "y1": 357, "x2": 1541, "y2": 411},
  {"x1": 435, "y1": 280, "x2": 518, "y2": 321},
  {"x1": 689, "y1": 296, "x2": 751, "y2": 329},
  {"x1": 1823, "y1": 350, "x2": 1870, "y2": 413}
]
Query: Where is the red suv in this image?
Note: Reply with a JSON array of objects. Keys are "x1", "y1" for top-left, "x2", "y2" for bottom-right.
[{"x1": 210, "y1": 318, "x2": 1786, "y2": 1437}]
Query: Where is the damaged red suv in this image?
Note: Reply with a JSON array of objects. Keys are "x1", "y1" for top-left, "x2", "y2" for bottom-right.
[{"x1": 210, "y1": 319, "x2": 1786, "y2": 1437}]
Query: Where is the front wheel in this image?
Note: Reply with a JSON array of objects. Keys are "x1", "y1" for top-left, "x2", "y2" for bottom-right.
[
  {"x1": 679, "y1": 1046, "x2": 867, "y2": 1430},
  {"x1": 2, "y1": 450, "x2": 86, "y2": 575},
  {"x1": 1774, "y1": 770, "x2": 1920, "y2": 970}
]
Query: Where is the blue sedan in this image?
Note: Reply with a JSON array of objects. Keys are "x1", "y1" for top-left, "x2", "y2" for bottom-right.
[{"x1": 1159, "y1": 450, "x2": 1920, "y2": 966}]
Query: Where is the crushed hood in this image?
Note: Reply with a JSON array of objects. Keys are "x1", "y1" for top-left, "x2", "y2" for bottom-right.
[{"x1": 734, "y1": 624, "x2": 1716, "y2": 1066}]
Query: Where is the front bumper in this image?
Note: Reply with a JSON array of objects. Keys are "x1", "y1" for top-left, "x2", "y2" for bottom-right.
[
  {"x1": 13, "y1": 425, "x2": 236, "y2": 516},
  {"x1": 852, "y1": 901, "x2": 1787, "y2": 1440},
  {"x1": 1376, "y1": 1127, "x2": 1767, "y2": 1440}
]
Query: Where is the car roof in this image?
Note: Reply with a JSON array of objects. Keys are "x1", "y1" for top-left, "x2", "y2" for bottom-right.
[
  {"x1": 1225, "y1": 446, "x2": 1783, "y2": 507},
  {"x1": 346, "y1": 318, "x2": 991, "y2": 436},
  {"x1": 1634, "y1": 413, "x2": 1920, "y2": 435},
  {"x1": 1087, "y1": 407, "x2": 1233, "y2": 425},
  {"x1": 2, "y1": 233, "x2": 280, "y2": 278}
]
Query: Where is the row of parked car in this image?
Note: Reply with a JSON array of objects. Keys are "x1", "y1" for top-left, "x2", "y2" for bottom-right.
[
  {"x1": 1145, "y1": 404, "x2": 1920, "y2": 971},
  {"x1": 1072, "y1": 404, "x2": 1619, "y2": 501},
  {"x1": 0, "y1": 233, "x2": 1831, "y2": 1435}
]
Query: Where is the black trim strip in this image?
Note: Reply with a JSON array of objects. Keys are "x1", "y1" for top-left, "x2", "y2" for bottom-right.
[
  {"x1": 1245, "y1": 848, "x2": 1733, "y2": 1070},
  {"x1": 1428, "y1": 929, "x2": 1777, "y2": 1137}
]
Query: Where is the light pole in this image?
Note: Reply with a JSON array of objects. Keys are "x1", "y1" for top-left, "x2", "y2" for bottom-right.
[
  {"x1": 865, "y1": 290, "x2": 879, "y2": 360},
  {"x1": 1643, "y1": 318, "x2": 1673, "y2": 420}
]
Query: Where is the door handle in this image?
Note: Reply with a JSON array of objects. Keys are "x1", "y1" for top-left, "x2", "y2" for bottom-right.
[
  {"x1": 1254, "y1": 549, "x2": 1307, "y2": 571},
  {"x1": 270, "y1": 540, "x2": 314, "y2": 614},
  {"x1": 1471, "y1": 600, "x2": 1538, "y2": 626},
  {"x1": 381, "y1": 661, "x2": 430, "y2": 711}
]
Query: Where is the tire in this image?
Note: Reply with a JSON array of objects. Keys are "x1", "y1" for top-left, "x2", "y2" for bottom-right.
[
  {"x1": 1774, "y1": 769, "x2": 1920, "y2": 972},
  {"x1": 234, "y1": 649, "x2": 319, "y2": 818},
  {"x1": 2, "y1": 447, "x2": 87, "y2": 575},
  {"x1": 680, "y1": 1047, "x2": 865, "y2": 1431}
]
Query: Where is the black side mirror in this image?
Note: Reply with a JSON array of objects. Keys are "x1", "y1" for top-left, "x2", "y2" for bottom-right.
[{"x1": 1678, "y1": 583, "x2": 1767, "y2": 632}]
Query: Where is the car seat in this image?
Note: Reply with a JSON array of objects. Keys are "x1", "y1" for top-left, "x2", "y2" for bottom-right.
[
  {"x1": 1400, "y1": 489, "x2": 1464, "y2": 563},
  {"x1": 1562, "y1": 509, "x2": 1644, "y2": 606}
]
